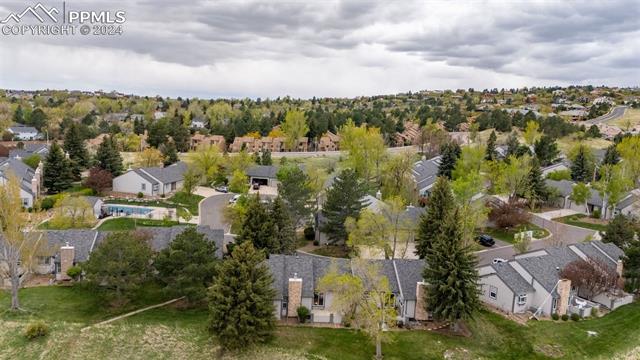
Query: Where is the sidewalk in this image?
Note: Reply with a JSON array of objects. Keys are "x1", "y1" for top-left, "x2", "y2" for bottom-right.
[{"x1": 535, "y1": 209, "x2": 579, "y2": 220}]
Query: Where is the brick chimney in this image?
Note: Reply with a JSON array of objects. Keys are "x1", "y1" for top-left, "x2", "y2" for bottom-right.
[
  {"x1": 414, "y1": 282, "x2": 429, "y2": 321},
  {"x1": 287, "y1": 273, "x2": 302, "y2": 318},
  {"x1": 556, "y1": 279, "x2": 571, "y2": 315},
  {"x1": 59, "y1": 243, "x2": 75, "y2": 281}
]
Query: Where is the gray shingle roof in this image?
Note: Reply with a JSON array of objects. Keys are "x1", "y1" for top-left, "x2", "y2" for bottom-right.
[
  {"x1": 8, "y1": 125, "x2": 38, "y2": 133},
  {"x1": 83, "y1": 196, "x2": 103, "y2": 208},
  {"x1": 9, "y1": 143, "x2": 49, "y2": 159},
  {"x1": 412, "y1": 156, "x2": 441, "y2": 192},
  {"x1": 545, "y1": 179, "x2": 574, "y2": 198},
  {"x1": 592, "y1": 241, "x2": 624, "y2": 262},
  {"x1": 46, "y1": 229, "x2": 99, "y2": 263},
  {"x1": 515, "y1": 246, "x2": 581, "y2": 293},
  {"x1": 246, "y1": 165, "x2": 279, "y2": 179},
  {"x1": 394, "y1": 259, "x2": 426, "y2": 301},
  {"x1": 137, "y1": 161, "x2": 188, "y2": 184},
  {"x1": 0, "y1": 158, "x2": 37, "y2": 195},
  {"x1": 491, "y1": 262, "x2": 534, "y2": 295}
]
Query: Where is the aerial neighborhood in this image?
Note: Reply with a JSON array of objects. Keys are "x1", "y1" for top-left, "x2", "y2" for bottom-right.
[{"x1": 0, "y1": 85, "x2": 639, "y2": 359}]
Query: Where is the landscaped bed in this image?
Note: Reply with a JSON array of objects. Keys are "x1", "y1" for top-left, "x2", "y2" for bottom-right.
[
  {"x1": 482, "y1": 222, "x2": 550, "y2": 244},
  {"x1": 96, "y1": 217, "x2": 183, "y2": 231},
  {"x1": 554, "y1": 214, "x2": 608, "y2": 232},
  {"x1": 1, "y1": 285, "x2": 640, "y2": 359}
]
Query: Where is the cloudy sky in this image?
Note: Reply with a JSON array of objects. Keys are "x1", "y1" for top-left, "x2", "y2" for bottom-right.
[{"x1": 0, "y1": 0, "x2": 638, "y2": 99}]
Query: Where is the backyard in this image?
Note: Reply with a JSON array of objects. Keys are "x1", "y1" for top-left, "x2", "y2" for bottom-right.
[
  {"x1": 96, "y1": 217, "x2": 183, "y2": 231},
  {"x1": 105, "y1": 193, "x2": 204, "y2": 215},
  {"x1": 554, "y1": 214, "x2": 609, "y2": 232},
  {"x1": 0, "y1": 286, "x2": 639, "y2": 359}
]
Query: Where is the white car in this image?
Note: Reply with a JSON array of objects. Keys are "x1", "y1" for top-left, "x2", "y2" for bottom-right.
[
  {"x1": 228, "y1": 194, "x2": 241, "y2": 204},
  {"x1": 492, "y1": 258, "x2": 508, "y2": 264}
]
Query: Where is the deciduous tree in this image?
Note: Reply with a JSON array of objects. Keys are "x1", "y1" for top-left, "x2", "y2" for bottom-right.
[
  {"x1": 560, "y1": 258, "x2": 619, "y2": 300},
  {"x1": 281, "y1": 110, "x2": 309, "y2": 151}
]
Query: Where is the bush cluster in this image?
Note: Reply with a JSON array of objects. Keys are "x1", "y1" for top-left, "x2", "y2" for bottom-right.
[{"x1": 24, "y1": 321, "x2": 49, "y2": 340}]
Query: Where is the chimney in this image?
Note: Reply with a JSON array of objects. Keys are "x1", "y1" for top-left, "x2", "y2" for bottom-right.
[
  {"x1": 616, "y1": 259, "x2": 624, "y2": 288},
  {"x1": 31, "y1": 177, "x2": 38, "y2": 197},
  {"x1": 59, "y1": 243, "x2": 75, "y2": 281},
  {"x1": 287, "y1": 274, "x2": 302, "y2": 318},
  {"x1": 556, "y1": 279, "x2": 571, "y2": 315},
  {"x1": 375, "y1": 189, "x2": 382, "y2": 200},
  {"x1": 414, "y1": 282, "x2": 429, "y2": 321}
]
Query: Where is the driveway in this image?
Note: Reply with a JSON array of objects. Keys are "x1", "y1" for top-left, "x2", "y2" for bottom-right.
[
  {"x1": 584, "y1": 106, "x2": 627, "y2": 125},
  {"x1": 199, "y1": 192, "x2": 235, "y2": 231}
]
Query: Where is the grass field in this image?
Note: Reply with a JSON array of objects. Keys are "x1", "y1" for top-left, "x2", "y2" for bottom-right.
[
  {"x1": 482, "y1": 222, "x2": 550, "y2": 244},
  {"x1": 96, "y1": 217, "x2": 183, "y2": 231},
  {"x1": 610, "y1": 108, "x2": 640, "y2": 130},
  {"x1": 554, "y1": 214, "x2": 608, "y2": 232},
  {"x1": 0, "y1": 286, "x2": 639, "y2": 359},
  {"x1": 557, "y1": 136, "x2": 613, "y2": 154}
]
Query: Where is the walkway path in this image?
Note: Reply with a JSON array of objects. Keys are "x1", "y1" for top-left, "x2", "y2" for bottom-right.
[{"x1": 80, "y1": 297, "x2": 185, "y2": 332}]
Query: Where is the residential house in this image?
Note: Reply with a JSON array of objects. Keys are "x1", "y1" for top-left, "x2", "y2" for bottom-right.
[
  {"x1": 412, "y1": 156, "x2": 441, "y2": 196},
  {"x1": 0, "y1": 158, "x2": 42, "y2": 207},
  {"x1": 318, "y1": 131, "x2": 340, "y2": 151},
  {"x1": 546, "y1": 179, "x2": 639, "y2": 219},
  {"x1": 103, "y1": 112, "x2": 129, "y2": 122},
  {"x1": 540, "y1": 162, "x2": 570, "y2": 177},
  {"x1": 268, "y1": 253, "x2": 428, "y2": 324},
  {"x1": 153, "y1": 111, "x2": 166, "y2": 120},
  {"x1": 230, "y1": 136, "x2": 308, "y2": 153},
  {"x1": 593, "y1": 97, "x2": 614, "y2": 106},
  {"x1": 9, "y1": 143, "x2": 49, "y2": 159},
  {"x1": 7, "y1": 125, "x2": 40, "y2": 140},
  {"x1": 478, "y1": 242, "x2": 632, "y2": 317},
  {"x1": 190, "y1": 117, "x2": 207, "y2": 129},
  {"x1": 394, "y1": 122, "x2": 421, "y2": 146},
  {"x1": 190, "y1": 134, "x2": 226, "y2": 151},
  {"x1": 230, "y1": 136, "x2": 259, "y2": 152},
  {"x1": 112, "y1": 161, "x2": 188, "y2": 196},
  {"x1": 559, "y1": 110, "x2": 588, "y2": 121},
  {"x1": 246, "y1": 165, "x2": 279, "y2": 187}
]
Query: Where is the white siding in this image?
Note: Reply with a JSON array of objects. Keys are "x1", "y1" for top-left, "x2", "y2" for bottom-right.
[
  {"x1": 113, "y1": 171, "x2": 155, "y2": 196},
  {"x1": 479, "y1": 274, "x2": 515, "y2": 313}
]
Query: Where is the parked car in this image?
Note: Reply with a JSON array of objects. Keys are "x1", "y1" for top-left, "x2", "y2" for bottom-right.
[
  {"x1": 252, "y1": 182, "x2": 260, "y2": 190},
  {"x1": 492, "y1": 258, "x2": 508, "y2": 264},
  {"x1": 215, "y1": 185, "x2": 228, "y2": 193},
  {"x1": 229, "y1": 194, "x2": 241, "y2": 204},
  {"x1": 476, "y1": 234, "x2": 495, "y2": 247}
]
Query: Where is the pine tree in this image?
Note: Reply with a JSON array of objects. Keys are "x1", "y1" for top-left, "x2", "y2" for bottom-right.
[
  {"x1": 525, "y1": 159, "x2": 549, "y2": 209},
  {"x1": 422, "y1": 209, "x2": 480, "y2": 332},
  {"x1": 485, "y1": 130, "x2": 497, "y2": 161},
  {"x1": 261, "y1": 149, "x2": 272, "y2": 165},
  {"x1": 270, "y1": 196, "x2": 296, "y2": 254},
  {"x1": 160, "y1": 141, "x2": 178, "y2": 166},
  {"x1": 236, "y1": 194, "x2": 278, "y2": 253},
  {"x1": 321, "y1": 169, "x2": 367, "y2": 243},
  {"x1": 13, "y1": 105, "x2": 23, "y2": 124},
  {"x1": 533, "y1": 135, "x2": 560, "y2": 166},
  {"x1": 133, "y1": 117, "x2": 145, "y2": 135},
  {"x1": 438, "y1": 142, "x2": 461, "y2": 179},
  {"x1": 505, "y1": 131, "x2": 520, "y2": 158},
  {"x1": 602, "y1": 144, "x2": 620, "y2": 166},
  {"x1": 155, "y1": 227, "x2": 218, "y2": 303},
  {"x1": 43, "y1": 142, "x2": 74, "y2": 194},
  {"x1": 415, "y1": 176, "x2": 454, "y2": 258},
  {"x1": 602, "y1": 215, "x2": 635, "y2": 248},
  {"x1": 95, "y1": 136, "x2": 124, "y2": 176},
  {"x1": 63, "y1": 123, "x2": 90, "y2": 180},
  {"x1": 208, "y1": 241, "x2": 275, "y2": 350},
  {"x1": 571, "y1": 145, "x2": 594, "y2": 183}
]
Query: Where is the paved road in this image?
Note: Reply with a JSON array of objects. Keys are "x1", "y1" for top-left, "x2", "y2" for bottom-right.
[
  {"x1": 199, "y1": 193, "x2": 234, "y2": 231},
  {"x1": 584, "y1": 106, "x2": 627, "y2": 125},
  {"x1": 476, "y1": 213, "x2": 598, "y2": 266}
]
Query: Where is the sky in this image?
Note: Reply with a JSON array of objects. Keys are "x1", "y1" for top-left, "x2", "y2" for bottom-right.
[{"x1": 0, "y1": 0, "x2": 638, "y2": 99}]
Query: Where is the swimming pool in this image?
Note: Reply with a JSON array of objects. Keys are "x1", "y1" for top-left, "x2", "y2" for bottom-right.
[{"x1": 105, "y1": 205, "x2": 154, "y2": 216}]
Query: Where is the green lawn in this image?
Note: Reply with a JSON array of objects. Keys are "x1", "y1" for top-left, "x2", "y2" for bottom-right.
[
  {"x1": 105, "y1": 193, "x2": 204, "y2": 215},
  {"x1": 96, "y1": 217, "x2": 183, "y2": 231},
  {"x1": 554, "y1": 214, "x2": 608, "y2": 232},
  {"x1": 37, "y1": 220, "x2": 95, "y2": 230},
  {"x1": 482, "y1": 222, "x2": 550, "y2": 244},
  {"x1": 0, "y1": 286, "x2": 639, "y2": 359}
]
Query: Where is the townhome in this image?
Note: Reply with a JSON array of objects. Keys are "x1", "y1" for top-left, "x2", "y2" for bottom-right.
[
  {"x1": 268, "y1": 253, "x2": 428, "y2": 324},
  {"x1": 230, "y1": 136, "x2": 259, "y2": 152},
  {"x1": 394, "y1": 122, "x2": 421, "y2": 146},
  {"x1": 112, "y1": 161, "x2": 188, "y2": 196},
  {"x1": 8, "y1": 125, "x2": 40, "y2": 140},
  {"x1": 230, "y1": 136, "x2": 308, "y2": 153},
  {"x1": 0, "y1": 158, "x2": 42, "y2": 207},
  {"x1": 190, "y1": 134, "x2": 226, "y2": 151},
  {"x1": 478, "y1": 242, "x2": 632, "y2": 318},
  {"x1": 412, "y1": 155, "x2": 441, "y2": 197},
  {"x1": 546, "y1": 179, "x2": 639, "y2": 219},
  {"x1": 318, "y1": 131, "x2": 340, "y2": 151}
]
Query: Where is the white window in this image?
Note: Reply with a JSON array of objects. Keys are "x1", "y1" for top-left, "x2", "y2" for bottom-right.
[
  {"x1": 517, "y1": 294, "x2": 527, "y2": 305},
  {"x1": 141, "y1": 183, "x2": 146, "y2": 190},
  {"x1": 313, "y1": 291, "x2": 325, "y2": 307},
  {"x1": 489, "y1": 286, "x2": 498, "y2": 300}
]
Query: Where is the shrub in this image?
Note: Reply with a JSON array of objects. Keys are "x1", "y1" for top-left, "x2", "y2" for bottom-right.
[
  {"x1": 297, "y1": 306, "x2": 310, "y2": 323},
  {"x1": 591, "y1": 307, "x2": 599, "y2": 318},
  {"x1": 570, "y1": 313, "x2": 580, "y2": 321},
  {"x1": 24, "y1": 321, "x2": 49, "y2": 340},
  {"x1": 546, "y1": 169, "x2": 572, "y2": 181},
  {"x1": 137, "y1": 192, "x2": 144, "y2": 199},
  {"x1": 551, "y1": 313, "x2": 559, "y2": 320},
  {"x1": 40, "y1": 197, "x2": 56, "y2": 210},
  {"x1": 66, "y1": 266, "x2": 82, "y2": 280},
  {"x1": 313, "y1": 240, "x2": 319, "y2": 246},
  {"x1": 303, "y1": 226, "x2": 315, "y2": 240},
  {"x1": 561, "y1": 314, "x2": 569, "y2": 321},
  {"x1": 591, "y1": 209, "x2": 601, "y2": 219}
]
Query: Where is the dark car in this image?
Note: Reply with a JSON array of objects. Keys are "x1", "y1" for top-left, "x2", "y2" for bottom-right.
[{"x1": 476, "y1": 234, "x2": 495, "y2": 247}]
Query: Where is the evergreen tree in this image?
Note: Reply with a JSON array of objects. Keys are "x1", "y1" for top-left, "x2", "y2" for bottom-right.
[
  {"x1": 133, "y1": 117, "x2": 145, "y2": 135},
  {"x1": 422, "y1": 209, "x2": 480, "y2": 332},
  {"x1": 570, "y1": 145, "x2": 594, "y2": 183},
  {"x1": 261, "y1": 149, "x2": 272, "y2": 165},
  {"x1": 415, "y1": 176, "x2": 454, "y2": 258},
  {"x1": 505, "y1": 131, "x2": 520, "y2": 158},
  {"x1": 160, "y1": 141, "x2": 178, "y2": 166},
  {"x1": 524, "y1": 159, "x2": 549, "y2": 209},
  {"x1": 13, "y1": 105, "x2": 23, "y2": 124},
  {"x1": 171, "y1": 121, "x2": 191, "y2": 152},
  {"x1": 208, "y1": 242, "x2": 275, "y2": 350},
  {"x1": 438, "y1": 142, "x2": 461, "y2": 179},
  {"x1": 623, "y1": 240, "x2": 640, "y2": 292},
  {"x1": 43, "y1": 142, "x2": 74, "y2": 194},
  {"x1": 155, "y1": 227, "x2": 218, "y2": 304},
  {"x1": 602, "y1": 144, "x2": 620, "y2": 166},
  {"x1": 602, "y1": 215, "x2": 635, "y2": 248},
  {"x1": 277, "y1": 164, "x2": 314, "y2": 227},
  {"x1": 270, "y1": 196, "x2": 296, "y2": 254},
  {"x1": 236, "y1": 194, "x2": 278, "y2": 253},
  {"x1": 533, "y1": 135, "x2": 559, "y2": 166},
  {"x1": 63, "y1": 123, "x2": 90, "y2": 180},
  {"x1": 95, "y1": 136, "x2": 124, "y2": 176},
  {"x1": 321, "y1": 169, "x2": 367, "y2": 243},
  {"x1": 485, "y1": 130, "x2": 497, "y2": 161}
]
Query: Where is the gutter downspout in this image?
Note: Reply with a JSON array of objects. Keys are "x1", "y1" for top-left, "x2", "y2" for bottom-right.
[{"x1": 391, "y1": 260, "x2": 406, "y2": 321}]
